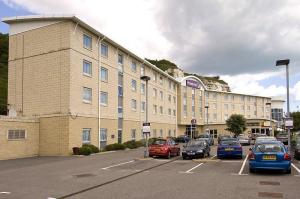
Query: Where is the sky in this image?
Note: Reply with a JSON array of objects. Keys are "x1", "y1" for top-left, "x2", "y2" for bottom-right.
[{"x1": 0, "y1": 0, "x2": 300, "y2": 112}]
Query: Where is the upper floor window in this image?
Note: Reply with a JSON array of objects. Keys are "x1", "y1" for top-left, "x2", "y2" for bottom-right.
[
  {"x1": 141, "y1": 66, "x2": 145, "y2": 76},
  {"x1": 241, "y1": 96, "x2": 245, "y2": 101},
  {"x1": 159, "y1": 76, "x2": 163, "y2": 85},
  {"x1": 118, "y1": 54, "x2": 123, "y2": 65},
  {"x1": 131, "y1": 61, "x2": 137, "y2": 72},
  {"x1": 101, "y1": 67, "x2": 108, "y2": 82},
  {"x1": 160, "y1": 106, "x2": 163, "y2": 114},
  {"x1": 153, "y1": 72, "x2": 157, "y2": 82},
  {"x1": 141, "y1": 101, "x2": 146, "y2": 112},
  {"x1": 101, "y1": 43, "x2": 108, "y2": 57},
  {"x1": 100, "y1": 91, "x2": 108, "y2": 106},
  {"x1": 168, "y1": 95, "x2": 171, "y2": 102},
  {"x1": 83, "y1": 60, "x2": 92, "y2": 76},
  {"x1": 213, "y1": 93, "x2": 217, "y2": 100},
  {"x1": 153, "y1": 105, "x2": 157, "y2": 114},
  {"x1": 169, "y1": 80, "x2": 172, "y2": 89},
  {"x1": 131, "y1": 79, "x2": 137, "y2": 91},
  {"x1": 160, "y1": 91, "x2": 163, "y2": 100},
  {"x1": 153, "y1": 88, "x2": 157, "y2": 98},
  {"x1": 83, "y1": 34, "x2": 92, "y2": 49},
  {"x1": 83, "y1": 87, "x2": 92, "y2": 103},
  {"x1": 173, "y1": 96, "x2": 176, "y2": 104},
  {"x1": 131, "y1": 99, "x2": 137, "y2": 110},
  {"x1": 141, "y1": 83, "x2": 145, "y2": 95}
]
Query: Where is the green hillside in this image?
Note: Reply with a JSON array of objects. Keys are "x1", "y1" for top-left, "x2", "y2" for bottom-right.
[
  {"x1": 145, "y1": 58, "x2": 178, "y2": 71},
  {"x1": 0, "y1": 33, "x2": 8, "y2": 115}
]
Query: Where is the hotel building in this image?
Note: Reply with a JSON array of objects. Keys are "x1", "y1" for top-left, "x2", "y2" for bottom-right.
[{"x1": 0, "y1": 15, "x2": 273, "y2": 160}]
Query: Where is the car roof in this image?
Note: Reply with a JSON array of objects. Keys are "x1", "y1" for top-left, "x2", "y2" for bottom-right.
[{"x1": 255, "y1": 140, "x2": 283, "y2": 145}]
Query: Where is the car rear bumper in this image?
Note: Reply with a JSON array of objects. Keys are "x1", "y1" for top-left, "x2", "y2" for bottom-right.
[
  {"x1": 149, "y1": 150, "x2": 169, "y2": 157},
  {"x1": 217, "y1": 151, "x2": 242, "y2": 158},
  {"x1": 249, "y1": 160, "x2": 291, "y2": 170},
  {"x1": 182, "y1": 152, "x2": 204, "y2": 159}
]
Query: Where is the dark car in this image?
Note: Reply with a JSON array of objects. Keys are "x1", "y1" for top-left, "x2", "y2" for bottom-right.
[
  {"x1": 149, "y1": 138, "x2": 180, "y2": 159},
  {"x1": 294, "y1": 138, "x2": 300, "y2": 160},
  {"x1": 276, "y1": 132, "x2": 289, "y2": 144},
  {"x1": 182, "y1": 140, "x2": 210, "y2": 159},
  {"x1": 217, "y1": 138, "x2": 243, "y2": 159},
  {"x1": 175, "y1": 135, "x2": 190, "y2": 143},
  {"x1": 218, "y1": 135, "x2": 232, "y2": 144},
  {"x1": 249, "y1": 141, "x2": 291, "y2": 174},
  {"x1": 197, "y1": 133, "x2": 214, "y2": 145}
]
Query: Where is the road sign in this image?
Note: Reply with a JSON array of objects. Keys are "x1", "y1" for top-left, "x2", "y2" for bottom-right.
[
  {"x1": 285, "y1": 118, "x2": 293, "y2": 128},
  {"x1": 143, "y1": 122, "x2": 151, "y2": 133}
]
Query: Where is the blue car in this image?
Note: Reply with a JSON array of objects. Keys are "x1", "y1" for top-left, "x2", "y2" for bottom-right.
[
  {"x1": 249, "y1": 141, "x2": 291, "y2": 174},
  {"x1": 217, "y1": 138, "x2": 243, "y2": 159}
]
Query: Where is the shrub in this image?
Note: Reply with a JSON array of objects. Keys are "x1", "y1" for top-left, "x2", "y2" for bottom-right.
[
  {"x1": 123, "y1": 140, "x2": 138, "y2": 149},
  {"x1": 148, "y1": 137, "x2": 159, "y2": 145},
  {"x1": 82, "y1": 144, "x2": 100, "y2": 153},
  {"x1": 135, "y1": 140, "x2": 144, "y2": 147},
  {"x1": 104, "y1": 143, "x2": 126, "y2": 151},
  {"x1": 79, "y1": 146, "x2": 92, "y2": 156},
  {"x1": 72, "y1": 147, "x2": 80, "y2": 155}
]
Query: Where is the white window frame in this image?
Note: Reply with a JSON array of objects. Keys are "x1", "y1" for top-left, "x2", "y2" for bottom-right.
[
  {"x1": 131, "y1": 129, "x2": 136, "y2": 141},
  {"x1": 100, "y1": 91, "x2": 108, "y2": 106},
  {"x1": 100, "y1": 128, "x2": 107, "y2": 141},
  {"x1": 141, "y1": 101, "x2": 145, "y2": 112},
  {"x1": 83, "y1": 87, "x2": 92, "y2": 103},
  {"x1": 131, "y1": 61, "x2": 137, "y2": 72},
  {"x1": 100, "y1": 67, "x2": 108, "y2": 82},
  {"x1": 83, "y1": 33, "x2": 92, "y2": 50},
  {"x1": 82, "y1": 128, "x2": 91, "y2": 144},
  {"x1": 131, "y1": 99, "x2": 137, "y2": 111},
  {"x1": 83, "y1": 60, "x2": 92, "y2": 77},
  {"x1": 131, "y1": 79, "x2": 137, "y2": 92},
  {"x1": 100, "y1": 43, "x2": 108, "y2": 57},
  {"x1": 141, "y1": 83, "x2": 145, "y2": 95}
]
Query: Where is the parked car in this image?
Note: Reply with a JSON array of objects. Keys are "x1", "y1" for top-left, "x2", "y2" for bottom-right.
[
  {"x1": 197, "y1": 133, "x2": 214, "y2": 145},
  {"x1": 217, "y1": 138, "x2": 243, "y2": 159},
  {"x1": 237, "y1": 134, "x2": 251, "y2": 145},
  {"x1": 255, "y1": 136, "x2": 277, "y2": 144},
  {"x1": 294, "y1": 138, "x2": 300, "y2": 160},
  {"x1": 249, "y1": 141, "x2": 291, "y2": 174},
  {"x1": 175, "y1": 135, "x2": 190, "y2": 143},
  {"x1": 218, "y1": 135, "x2": 232, "y2": 144},
  {"x1": 149, "y1": 138, "x2": 180, "y2": 159},
  {"x1": 195, "y1": 138, "x2": 210, "y2": 146},
  {"x1": 276, "y1": 132, "x2": 289, "y2": 144},
  {"x1": 182, "y1": 140, "x2": 210, "y2": 159}
]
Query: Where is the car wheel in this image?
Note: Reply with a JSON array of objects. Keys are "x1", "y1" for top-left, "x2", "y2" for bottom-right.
[
  {"x1": 286, "y1": 168, "x2": 291, "y2": 174},
  {"x1": 182, "y1": 156, "x2": 187, "y2": 160},
  {"x1": 149, "y1": 154, "x2": 153, "y2": 158},
  {"x1": 207, "y1": 151, "x2": 210, "y2": 157},
  {"x1": 177, "y1": 150, "x2": 180, "y2": 156},
  {"x1": 166, "y1": 151, "x2": 171, "y2": 159},
  {"x1": 249, "y1": 168, "x2": 255, "y2": 173}
]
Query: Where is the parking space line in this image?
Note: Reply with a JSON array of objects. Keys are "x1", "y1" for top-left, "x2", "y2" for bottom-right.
[
  {"x1": 101, "y1": 160, "x2": 135, "y2": 170},
  {"x1": 210, "y1": 155, "x2": 217, "y2": 159},
  {"x1": 183, "y1": 163, "x2": 204, "y2": 173},
  {"x1": 0, "y1": 192, "x2": 11, "y2": 194},
  {"x1": 291, "y1": 163, "x2": 300, "y2": 174},
  {"x1": 238, "y1": 154, "x2": 249, "y2": 175}
]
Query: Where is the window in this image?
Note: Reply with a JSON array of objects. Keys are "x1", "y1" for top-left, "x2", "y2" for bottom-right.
[
  {"x1": 153, "y1": 129, "x2": 157, "y2": 137},
  {"x1": 153, "y1": 105, "x2": 157, "y2": 114},
  {"x1": 168, "y1": 95, "x2": 171, "y2": 102},
  {"x1": 131, "y1": 99, "x2": 137, "y2": 110},
  {"x1": 173, "y1": 130, "x2": 176, "y2": 137},
  {"x1": 173, "y1": 109, "x2": 176, "y2": 116},
  {"x1": 83, "y1": 34, "x2": 92, "y2": 49},
  {"x1": 173, "y1": 83, "x2": 176, "y2": 91},
  {"x1": 168, "y1": 108, "x2": 171, "y2": 116},
  {"x1": 213, "y1": 103, "x2": 217, "y2": 109},
  {"x1": 100, "y1": 128, "x2": 107, "y2": 149},
  {"x1": 153, "y1": 72, "x2": 157, "y2": 82},
  {"x1": 141, "y1": 66, "x2": 145, "y2": 75},
  {"x1": 248, "y1": 105, "x2": 251, "y2": 110},
  {"x1": 232, "y1": 104, "x2": 235, "y2": 110},
  {"x1": 131, "y1": 79, "x2": 137, "y2": 91},
  {"x1": 101, "y1": 43, "x2": 108, "y2": 57},
  {"x1": 82, "y1": 128, "x2": 91, "y2": 144},
  {"x1": 213, "y1": 113, "x2": 217, "y2": 121},
  {"x1": 231, "y1": 95, "x2": 235, "y2": 101},
  {"x1": 141, "y1": 83, "x2": 145, "y2": 95},
  {"x1": 141, "y1": 101, "x2": 145, "y2": 112},
  {"x1": 241, "y1": 96, "x2": 245, "y2": 101},
  {"x1": 213, "y1": 93, "x2": 217, "y2": 100},
  {"x1": 168, "y1": 130, "x2": 171, "y2": 137},
  {"x1": 159, "y1": 76, "x2": 163, "y2": 85},
  {"x1": 118, "y1": 54, "x2": 123, "y2": 65},
  {"x1": 131, "y1": 61, "x2": 137, "y2": 72},
  {"x1": 183, "y1": 105, "x2": 187, "y2": 117},
  {"x1": 160, "y1": 106, "x2": 163, "y2": 114},
  {"x1": 83, "y1": 87, "x2": 92, "y2": 103},
  {"x1": 241, "y1": 105, "x2": 245, "y2": 111},
  {"x1": 192, "y1": 106, "x2": 195, "y2": 117},
  {"x1": 160, "y1": 91, "x2": 163, "y2": 100},
  {"x1": 224, "y1": 94, "x2": 228, "y2": 101},
  {"x1": 131, "y1": 129, "x2": 136, "y2": 140},
  {"x1": 100, "y1": 67, "x2": 108, "y2": 82},
  {"x1": 224, "y1": 114, "x2": 229, "y2": 121},
  {"x1": 160, "y1": 129, "x2": 163, "y2": 137},
  {"x1": 83, "y1": 60, "x2": 92, "y2": 76},
  {"x1": 100, "y1": 91, "x2": 108, "y2": 106},
  {"x1": 7, "y1": 130, "x2": 25, "y2": 140},
  {"x1": 173, "y1": 96, "x2": 176, "y2": 104},
  {"x1": 153, "y1": 88, "x2": 157, "y2": 98},
  {"x1": 169, "y1": 80, "x2": 172, "y2": 89},
  {"x1": 224, "y1": 104, "x2": 228, "y2": 110}
]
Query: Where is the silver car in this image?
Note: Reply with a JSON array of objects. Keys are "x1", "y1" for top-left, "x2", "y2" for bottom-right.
[{"x1": 237, "y1": 135, "x2": 251, "y2": 145}]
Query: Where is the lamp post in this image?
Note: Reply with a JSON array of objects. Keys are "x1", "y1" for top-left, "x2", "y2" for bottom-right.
[
  {"x1": 141, "y1": 75, "x2": 151, "y2": 158},
  {"x1": 266, "y1": 102, "x2": 272, "y2": 136},
  {"x1": 276, "y1": 59, "x2": 291, "y2": 152},
  {"x1": 205, "y1": 105, "x2": 209, "y2": 134}
]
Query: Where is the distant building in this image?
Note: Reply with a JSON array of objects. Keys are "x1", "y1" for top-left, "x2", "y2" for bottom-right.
[{"x1": 271, "y1": 97, "x2": 285, "y2": 129}]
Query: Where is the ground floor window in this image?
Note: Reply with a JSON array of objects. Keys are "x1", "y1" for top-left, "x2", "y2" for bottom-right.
[
  {"x1": 168, "y1": 129, "x2": 171, "y2": 137},
  {"x1": 100, "y1": 128, "x2": 107, "y2": 149},
  {"x1": 131, "y1": 129, "x2": 136, "y2": 140},
  {"x1": 210, "y1": 129, "x2": 218, "y2": 138},
  {"x1": 153, "y1": 129, "x2": 157, "y2": 137},
  {"x1": 160, "y1": 129, "x2": 163, "y2": 137},
  {"x1": 8, "y1": 130, "x2": 26, "y2": 140},
  {"x1": 82, "y1": 128, "x2": 91, "y2": 144}
]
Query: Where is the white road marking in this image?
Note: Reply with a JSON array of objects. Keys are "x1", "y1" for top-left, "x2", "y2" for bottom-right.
[
  {"x1": 210, "y1": 155, "x2": 217, "y2": 159},
  {"x1": 0, "y1": 192, "x2": 11, "y2": 194},
  {"x1": 292, "y1": 163, "x2": 300, "y2": 174},
  {"x1": 101, "y1": 160, "x2": 135, "y2": 170},
  {"x1": 183, "y1": 163, "x2": 204, "y2": 173},
  {"x1": 47, "y1": 197, "x2": 56, "y2": 199},
  {"x1": 238, "y1": 154, "x2": 249, "y2": 175}
]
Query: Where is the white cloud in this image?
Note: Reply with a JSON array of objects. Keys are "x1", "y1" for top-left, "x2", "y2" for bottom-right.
[{"x1": 292, "y1": 81, "x2": 300, "y2": 101}]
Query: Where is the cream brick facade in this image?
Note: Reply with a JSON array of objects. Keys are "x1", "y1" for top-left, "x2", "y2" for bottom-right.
[{"x1": 1, "y1": 15, "x2": 273, "y2": 159}]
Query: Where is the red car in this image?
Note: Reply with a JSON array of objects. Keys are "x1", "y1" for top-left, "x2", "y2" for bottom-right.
[{"x1": 149, "y1": 138, "x2": 180, "y2": 158}]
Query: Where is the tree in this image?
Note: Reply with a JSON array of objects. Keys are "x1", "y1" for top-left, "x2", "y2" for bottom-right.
[
  {"x1": 0, "y1": 33, "x2": 9, "y2": 115},
  {"x1": 225, "y1": 114, "x2": 247, "y2": 137},
  {"x1": 291, "y1": 111, "x2": 300, "y2": 132}
]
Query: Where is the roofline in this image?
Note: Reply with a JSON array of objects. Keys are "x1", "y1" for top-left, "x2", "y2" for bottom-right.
[
  {"x1": 206, "y1": 89, "x2": 271, "y2": 99},
  {"x1": 178, "y1": 75, "x2": 208, "y2": 90},
  {"x1": 2, "y1": 15, "x2": 179, "y2": 83}
]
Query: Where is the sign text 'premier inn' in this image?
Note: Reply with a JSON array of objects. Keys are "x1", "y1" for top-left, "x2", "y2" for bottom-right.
[{"x1": 186, "y1": 79, "x2": 201, "y2": 89}]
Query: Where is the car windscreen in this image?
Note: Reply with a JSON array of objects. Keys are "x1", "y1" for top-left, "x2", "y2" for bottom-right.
[
  {"x1": 187, "y1": 140, "x2": 204, "y2": 147},
  {"x1": 256, "y1": 137, "x2": 276, "y2": 142},
  {"x1": 254, "y1": 143, "x2": 284, "y2": 153},
  {"x1": 153, "y1": 140, "x2": 166, "y2": 145},
  {"x1": 277, "y1": 133, "x2": 288, "y2": 137},
  {"x1": 198, "y1": 134, "x2": 209, "y2": 138},
  {"x1": 220, "y1": 140, "x2": 239, "y2": 146}
]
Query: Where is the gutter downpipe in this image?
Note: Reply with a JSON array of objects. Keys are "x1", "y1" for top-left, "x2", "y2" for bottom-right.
[{"x1": 98, "y1": 36, "x2": 106, "y2": 149}]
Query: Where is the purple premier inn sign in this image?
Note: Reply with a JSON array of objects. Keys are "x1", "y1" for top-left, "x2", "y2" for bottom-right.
[{"x1": 186, "y1": 79, "x2": 200, "y2": 89}]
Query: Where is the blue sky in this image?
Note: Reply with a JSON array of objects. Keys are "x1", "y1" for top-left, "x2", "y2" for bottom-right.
[{"x1": 0, "y1": 0, "x2": 299, "y2": 112}]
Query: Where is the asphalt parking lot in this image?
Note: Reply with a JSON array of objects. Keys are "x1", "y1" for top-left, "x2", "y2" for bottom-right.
[{"x1": 0, "y1": 145, "x2": 300, "y2": 199}]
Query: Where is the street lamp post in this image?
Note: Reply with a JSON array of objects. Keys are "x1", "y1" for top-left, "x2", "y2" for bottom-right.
[
  {"x1": 141, "y1": 75, "x2": 151, "y2": 158},
  {"x1": 276, "y1": 59, "x2": 291, "y2": 152},
  {"x1": 266, "y1": 102, "x2": 272, "y2": 136},
  {"x1": 205, "y1": 105, "x2": 209, "y2": 134}
]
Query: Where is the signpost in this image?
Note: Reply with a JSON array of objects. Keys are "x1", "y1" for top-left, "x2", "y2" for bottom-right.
[{"x1": 143, "y1": 122, "x2": 150, "y2": 158}]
